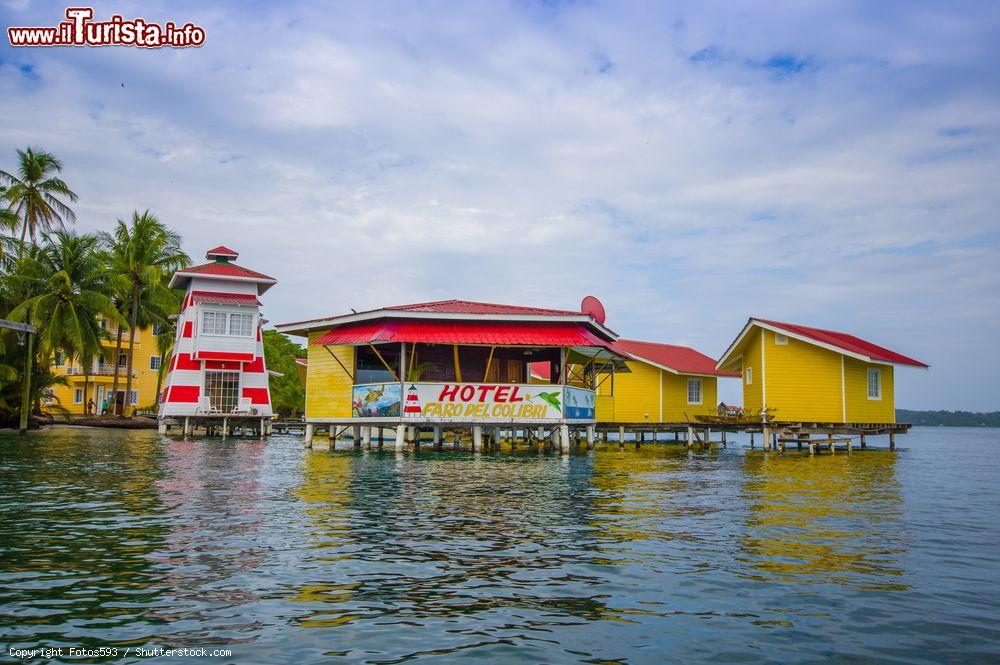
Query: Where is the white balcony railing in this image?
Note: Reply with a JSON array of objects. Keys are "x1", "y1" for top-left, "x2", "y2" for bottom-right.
[{"x1": 65, "y1": 364, "x2": 134, "y2": 377}]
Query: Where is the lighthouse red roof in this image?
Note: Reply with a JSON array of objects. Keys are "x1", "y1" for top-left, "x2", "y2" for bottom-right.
[
  {"x1": 169, "y1": 248, "x2": 276, "y2": 293},
  {"x1": 206, "y1": 245, "x2": 239, "y2": 259}
]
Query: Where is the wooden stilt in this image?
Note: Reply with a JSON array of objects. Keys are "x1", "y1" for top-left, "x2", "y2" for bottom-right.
[
  {"x1": 860, "y1": 433, "x2": 867, "y2": 449},
  {"x1": 828, "y1": 434, "x2": 835, "y2": 454},
  {"x1": 762, "y1": 427, "x2": 770, "y2": 451},
  {"x1": 473, "y1": 426, "x2": 483, "y2": 452},
  {"x1": 586, "y1": 425, "x2": 595, "y2": 450},
  {"x1": 889, "y1": 432, "x2": 895, "y2": 450},
  {"x1": 618, "y1": 425, "x2": 625, "y2": 450},
  {"x1": 687, "y1": 426, "x2": 694, "y2": 449}
]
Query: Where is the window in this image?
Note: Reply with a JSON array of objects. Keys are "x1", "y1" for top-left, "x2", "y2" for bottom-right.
[
  {"x1": 745, "y1": 367, "x2": 752, "y2": 385},
  {"x1": 73, "y1": 388, "x2": 84, "y2": 404},
  {"x1": 118, "y1": 353, "x2": 128, "y2": 368},
  {"x1": 204, "y1": 371, "x2": 240, "y2": 412},
  {"x1": 54, "y1": 351, "x2": 65, "y2": 367},
  {"x1": 229, "y1": 313, "x2": 254, "y2": 337},
  {"x1": 202, "y1": 311, "x2": 254, "y2": 337},
  {"x1": 202, "y1": 311, "x2": 228, "y2": 335},
  {"x1": 687, "y1": 378, "x2": 702, "y2": 404},
  {"x1": 128, "y1": 390, "x2": 139, "y2": 406},
  {"x1": 775, "y1": 333, "x2": 788, "y2": 345},
  {"x1": 150, "y1": 355, "x2": 162, "y2": 371},
  {"x1": 152, "y1": 323, "x2": 165, "y2": 336},
  {"x1": 867, "y1": 367, "x2": 881, "y2": 400}
]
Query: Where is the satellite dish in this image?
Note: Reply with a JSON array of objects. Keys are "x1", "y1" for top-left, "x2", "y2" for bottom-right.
[{"x1": 581, "y1": 295, "x2": 606, "y2": 324}]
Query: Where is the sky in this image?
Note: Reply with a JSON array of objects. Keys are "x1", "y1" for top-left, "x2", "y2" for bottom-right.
[{"x1": 1, "y1": 1, "x2": 998, "y2": 410}]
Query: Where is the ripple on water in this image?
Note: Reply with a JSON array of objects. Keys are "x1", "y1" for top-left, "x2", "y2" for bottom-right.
[{"x1": 1, "y1": 427, "x2": 1000, "y2": 662}]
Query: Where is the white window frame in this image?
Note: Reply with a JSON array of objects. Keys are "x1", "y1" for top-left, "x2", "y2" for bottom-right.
[
  {"x1": 150, "y1": 355, "x2": 162, "y2": 371},
  {"x1": 867, "y1": 367, "x2": 882, "y2": 400},
  {"x1": 775, "y1": 333, "x2": 788, "y2": 345},
  {"x1": 228, "y1": 312, "x2": 254, "y2": 337},
  {"x1": 202, "y1": 310, "x2": 229, "y2": 336},
  {"x1": 687, "y1": 378, "x2": 703, "y2": 405},
  {"x1": 73, "y1": 388, "x2": 84, "y2": 405},
  {"x1": 745, "y1": 366, "x2": 752, "y2": 385}
]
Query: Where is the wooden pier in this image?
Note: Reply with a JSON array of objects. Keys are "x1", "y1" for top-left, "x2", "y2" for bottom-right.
[
  {"x1": 287, "y1": 419, "x2": 911, "y2": 454},
  {"x1": 158, "y1": 415, "x2": 272, "y2": 438}
]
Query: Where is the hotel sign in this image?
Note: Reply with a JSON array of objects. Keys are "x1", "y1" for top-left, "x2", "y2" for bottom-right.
[{"x1": 400, "y1": 383, "x2": 594, "y2": 422}]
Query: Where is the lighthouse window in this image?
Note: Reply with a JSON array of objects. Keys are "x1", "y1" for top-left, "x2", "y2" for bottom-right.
[
  {"x1": 229, "y1": 313, "x2": 254, "y2": 337},
  {"x1": 202, "y1": 311, "x2": 228, "y2": 335}
]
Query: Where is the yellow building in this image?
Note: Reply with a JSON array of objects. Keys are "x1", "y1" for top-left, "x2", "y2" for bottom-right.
[
  {"x1": 594, "y1": 339, "x2": 740, "y2": 423},
  {"x1": 46, "y1": 319, "x2": 165, "y2": 415},
  {"x1": 716, "y1": 318, "x2": 927, "y2": 424}
]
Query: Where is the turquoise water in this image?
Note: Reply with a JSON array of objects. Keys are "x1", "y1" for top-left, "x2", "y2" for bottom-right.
[{"x1": 1, "y1": 427, "x2": 999, "y2": 663}]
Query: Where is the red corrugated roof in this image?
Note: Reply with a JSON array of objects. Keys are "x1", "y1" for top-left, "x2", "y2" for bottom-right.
[
  {"x1": 613, "y1": 339, "x2": 741, "y2": 376},
  {"x1": 176, "y1": 261, "x2": 275, "y2": 281},
  {"x1": 206, "y1": 245, "x2": 239, "y2": 257},
  {"x1": 385, "y1": 299, "x2": 579, "y2": 316},
  {"x1": 313, "y1": 320, "x2": 608, "y2": 347},
  {"x1": 757, "y1": 319, "x2": 927, "y2": 367},
  {"x1": 190, "y1": 290, "x2": 261, "y2": 306}
]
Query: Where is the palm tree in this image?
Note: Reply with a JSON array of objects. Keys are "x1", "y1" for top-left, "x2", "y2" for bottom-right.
[
  {"x1": 6, "y1": 231, "x2": 117, "y2": 414},
  {"x1": 0, "y1": 147, "x2": 77, "y2": 246},
  {"x1": 101, "y1": 212, "x2": 187, "y2": 416}
]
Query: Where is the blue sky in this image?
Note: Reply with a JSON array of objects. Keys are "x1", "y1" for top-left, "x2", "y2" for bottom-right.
[{"x1": 2, "y1": 1, "x2": 999, "y2": 410}]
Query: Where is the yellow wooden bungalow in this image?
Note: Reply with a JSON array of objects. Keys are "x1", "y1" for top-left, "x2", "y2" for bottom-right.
[
  {"x1": 594, "y1": 339, "x2": 740, "y2": 424},
  {"x1": 716, "y1": 318, "x2": 928, "y2": 425}
]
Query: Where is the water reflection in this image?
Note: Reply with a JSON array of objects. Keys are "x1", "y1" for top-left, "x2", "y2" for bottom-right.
[{"x1": 739, "y1": 449, "x2": 907, "y2": 589}]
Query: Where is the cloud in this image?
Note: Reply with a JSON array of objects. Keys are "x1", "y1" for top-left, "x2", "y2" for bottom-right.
[{"x1": 1, "y1": 0, "x2": 999, "y2": 409}]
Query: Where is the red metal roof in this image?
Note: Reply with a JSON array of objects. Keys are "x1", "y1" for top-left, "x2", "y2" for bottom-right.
[
  {"x1": 385, "y1": 299, "x2": 579, "y2": 316},
  {"x1": 312, "y1": 320, "x2": 608, "y2": 347},
  {"x1": 756, "y1": 319, "x2": 927, "y2": 367},
  {"x1": 206, "y1": 245, "x2": 239, "y2": 257},
  {"x1": 176, "y1": 261, "x2": 275, "y2": 281},
  {"x1": 190, "y1": 290, "x2": 261, "y2": 306},
  {"x1": 612, "y1": 339, "x2": 741, "y2": 376}
]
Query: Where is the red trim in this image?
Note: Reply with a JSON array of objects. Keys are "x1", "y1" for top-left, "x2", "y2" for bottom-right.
[
  {"x1": 182, "y1": 321, "x2": 193, "y2": 338},
  {"x1": 167, "y1": 385, "x2": 200, "y2": 403},
  {"x1": 312, "y1": 320, "x2": 608, "y2": 347},
  {"x1": 242, "y1": 387, "x2": 269, "y2": 404},
  {"x1": 190, "y1": 290, "x2": 262, "y2": 306},
  {"x1": 244, "y1": 356, "x2": 265, "y2": 373},
  {"x1": 204, "y1": 360, "x2": 243, "y2": 370},
  {"x1": 196, "y1": 351, "x2": 255, "y2": 362},
  {"x1": 174, "y1": 352, "x2": 201, "y2": 371}
]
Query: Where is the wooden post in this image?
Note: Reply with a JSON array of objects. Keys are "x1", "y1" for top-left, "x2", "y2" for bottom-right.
[
  {"x1": 721, "y1": 431, "x2": 727, "y2": 447},
  {"x1": 560, "y1": 424, "x2": 570, "y2": 454},
  {"x1": 222, "y1": 417, "x2": 229, "y2": 440},
  {"x1": 828, "y1": 434, "x2": 835, "y2": 454},
  {"x1": 635, "y1": 430, "x2": 642, "y2": 450},
  {"x1": 586, "y1": 425, "x2": 595, "y2": 450},
  {"x1": 433, "y1": 426, "x2": 442, "y2": 450},
  {"x1": 860, "y1": 433, "x2": 867, "y2": 449},
  {"x1": 808, "y1": 441, "x2": 815, "y2": 456},
  {"x1": 889, "y1": 432, "x2": 896, "y2": 450},
  {"x1": 750, "y1": 432, "x2": 755, "y2": 448},
  {"x1": 705, "y1": 428, "x2": 711, "y2": 449},
  {"x1": 473, "y1": 426, "x2": 483, "y2": 452},
  {"x1": 762, "y1": 427, "x2": 771, "y2": 451},
  {"x1": 687, "y1": 426, "x2": 694, "y2": 449},
  {"x1": 618, "y1": 425, "x2": 625, "y2": 451}
]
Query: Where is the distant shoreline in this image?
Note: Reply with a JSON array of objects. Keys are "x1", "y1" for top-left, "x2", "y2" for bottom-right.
[{"x1": 898, "y1": 409, "x2": 1000, "y2": 428}]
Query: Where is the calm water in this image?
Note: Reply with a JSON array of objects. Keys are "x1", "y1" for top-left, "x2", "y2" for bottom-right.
[{"x1": 1, "y1": 427, "x2": 999, "y2": 663}]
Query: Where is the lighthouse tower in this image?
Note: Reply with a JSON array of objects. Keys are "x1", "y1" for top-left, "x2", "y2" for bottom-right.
[{"x1": 158, "y1": 246, "x2": 276, "y2": 419}]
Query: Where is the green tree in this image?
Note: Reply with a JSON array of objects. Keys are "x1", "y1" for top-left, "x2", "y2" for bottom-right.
[
  {"x1": 6, "y1": 231, "x2": 117, "y2": 416},
  {"x1": 262, "y1": 329, "x2": 306, "y2": 418},
  {"x1": 0, "y1": 147, "x2": 78, "y2": 246},
  {"x1": 101, "y1": 211, "x2": 187, "y2": 416}
]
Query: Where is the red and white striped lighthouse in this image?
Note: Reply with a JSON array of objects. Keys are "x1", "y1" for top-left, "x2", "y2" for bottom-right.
[{"x1": 157, "y1": 246, "x2": 276, "y2": 419}]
